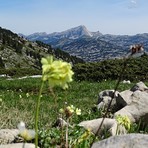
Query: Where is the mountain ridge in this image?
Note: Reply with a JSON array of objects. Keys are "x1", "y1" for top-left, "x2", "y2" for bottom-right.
[{"x1": 21, "y1": 25, "x2": 148, "y2": 62}]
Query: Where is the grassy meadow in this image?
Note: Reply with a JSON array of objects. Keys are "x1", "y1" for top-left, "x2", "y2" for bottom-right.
[
  {"x1": 0, "y1": 77, "x2": 148, "y2": 147},
  {"x1": 0, "y1": 77, "x2": 146, "y2": 129}
]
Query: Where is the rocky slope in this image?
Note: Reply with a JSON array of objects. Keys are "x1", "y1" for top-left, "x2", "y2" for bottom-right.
[{"x1": 0, "y1": 27, "x2": 84, "y2": 70}]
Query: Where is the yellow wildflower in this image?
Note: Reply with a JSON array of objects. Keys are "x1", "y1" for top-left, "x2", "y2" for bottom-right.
[
  {"x1": 64, "y1": 105, "x2": 75, "y2": 117},
  {"x1": 115, "y1": 115, "x2": 131, "y2": 130},
  {"x1": 78, "y1": 128, "x2": 92, "y2": 143},
  {"x1": 41, "y1": 56, "x2": 74, "y2": 89},
  {"x1": 76, "y1": 108, "x2": 81, "y2": 115},
  {"x1": 18, "y1": 121, "x2": 35, "y2": 141}
]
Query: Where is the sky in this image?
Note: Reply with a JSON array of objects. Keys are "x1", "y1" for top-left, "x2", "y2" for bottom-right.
[{"x1": 0, "y1": 0, "x2": 148, "y2": 35}]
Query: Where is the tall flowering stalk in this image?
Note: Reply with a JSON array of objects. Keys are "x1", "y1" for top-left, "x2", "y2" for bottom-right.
[
  {"x1": 35, "y1": 56, "x2": 74, "y2": 148},
  {"x1": 59, "y1": 105, "x2": 81, "y2": 147}
]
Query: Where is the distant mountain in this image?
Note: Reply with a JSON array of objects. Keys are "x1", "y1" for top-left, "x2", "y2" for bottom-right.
[
  {"x1": 57, "y1": 37, "x2": 126, "y2": 62},
  {"x1": 26, "y1": 25, "x2": 94, "y2": 43},
  {"x1": 0, "y1": 27, "x2": 84, "y2": 70},
  {"x1": 98, "y1": 33, "x2": 148, "y2": 51},
  {"x1": 23, "y1": 25, "x2": 148, "y2": 62}
]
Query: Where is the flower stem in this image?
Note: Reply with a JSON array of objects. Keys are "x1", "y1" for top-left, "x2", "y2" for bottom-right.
[
  {"x1": 66, "y1": 118, "x2": 69, "y2": 148},
  {"x1": 35, "y1": 80, "x2": 44, "y2": 148}
]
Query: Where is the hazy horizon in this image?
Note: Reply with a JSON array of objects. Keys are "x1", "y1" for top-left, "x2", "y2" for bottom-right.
[{"x1": 0, "y1": 0, "x2": 148, "y2": 35}]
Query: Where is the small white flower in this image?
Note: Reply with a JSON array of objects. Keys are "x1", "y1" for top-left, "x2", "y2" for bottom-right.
[
  {"x1": 26, "y1": 93, "x2": 30, "y2": 98},
  {"x1": 19, "y1": 89, "x2": 22, "y2": 92},
  {"x1": 18, "y1": 121, "x2": 26, "y2": 131}
]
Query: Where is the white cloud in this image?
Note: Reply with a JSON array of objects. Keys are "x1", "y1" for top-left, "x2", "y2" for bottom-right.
[{"x1": 128, "y1": 0, "x2": 138, "y2": 9}]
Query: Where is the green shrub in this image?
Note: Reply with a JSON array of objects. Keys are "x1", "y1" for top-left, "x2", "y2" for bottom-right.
[{"x1": 73, "y1": 55, "x2": 148, "y2": 82}]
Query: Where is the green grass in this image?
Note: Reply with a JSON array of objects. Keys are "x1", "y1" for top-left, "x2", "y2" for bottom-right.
[
  {"x1": 0, "y1": 77, "x2": 148, "y2": 147},
  {"x1": 0, "y1": 77, "x2": 144, "y2": 129}
]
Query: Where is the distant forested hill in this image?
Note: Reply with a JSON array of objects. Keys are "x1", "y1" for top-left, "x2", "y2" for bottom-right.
[{"x1": 0, "y1": 27, "x2": 84, "y2": 75}]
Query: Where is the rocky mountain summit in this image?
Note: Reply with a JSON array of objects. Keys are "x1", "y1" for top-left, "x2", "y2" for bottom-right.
[
  {"x1": 26, "y1": 25, "x2": 93, "y2": 41},
  {"x1": 24, "y1": 25, "x2": 148, "y2": 62}
]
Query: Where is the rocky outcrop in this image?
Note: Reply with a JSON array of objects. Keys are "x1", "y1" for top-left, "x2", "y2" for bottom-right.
[
  {"x1": 79, "y1": 81, "x2": 148, "y2": 140},
  {"x1": 92, "y1": 134, "x2": 148, "y2": 148},
  {"x1": 97, "y1": 82, "x2": 148, "y2": 124},
  {"x1": 115, "y1": 90, "x2": 148, "y2": 123}
]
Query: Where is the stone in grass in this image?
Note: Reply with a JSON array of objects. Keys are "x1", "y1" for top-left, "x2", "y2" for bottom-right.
[
  {"x1": 92, "y1": 134, "x2": 148, "y2": 148},
  {"x1": 116, "y1": 89, "x2": 133, "y2": 107},
  {"x1": 0, "y1": 129, "x2": 19, "y2": 144},
  {"x1": 97, "y1": 90, "x2": 119, "y2": 111},
  {"x1": 78, "y1": 118, "x2": 126, "y2": 136},
  {"x1": 114, "y1": 90, "x2": 148, "y2": 124},
  {"x1": 0, "y1": 143, "x2": 39, "y2": 148},
  {"x1": 130, "y1": 81, "x2": 148, "y2": 92},
  {"x1": 53, "y1": 118, "x2": 69, "y2": 128}
]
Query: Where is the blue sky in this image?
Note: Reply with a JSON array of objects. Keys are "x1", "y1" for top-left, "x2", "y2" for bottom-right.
[{"x1": 0, "y1": 0, "x2": 148, "y2": 35}]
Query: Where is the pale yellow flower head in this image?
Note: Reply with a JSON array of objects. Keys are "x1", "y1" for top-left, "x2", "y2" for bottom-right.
[
  {"x1": 78, "y1": 128, "x2": 93, "y2": 143},
  {"x1": 17, "y1": 121, "x2": 35, "y2": 141},
  {"x1": 59, "y1": 108, "x2": 64, "y2": 114},
  {"x1": 76, "y1": 108, "x2": 81, "y2": 115},
  {"x1": 41, "y1": 56, "x2": 74, "y2": 89},
  {"x1": 115, "y1": 115, "x2": 131, "y2": 130},
  {"x1": 60, "y1": 105, "x2": 82, "y2": 118},
  {"x1": 66, "y1": 105, "x2": 75, "y2": 114}
]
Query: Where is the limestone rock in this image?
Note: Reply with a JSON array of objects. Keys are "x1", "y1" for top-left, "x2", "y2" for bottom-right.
[
  {"x1": 78, "y1": 118, "x2": 126, "y2": 136},
  {"x1": 116, "y1": 90, "x2": 133, "y2": 107},
  {"x1": 92, "y1": 134, "x2": 148, "y2": 148},
  {"x1": 0, "y1": 129, "x2": 19, "y2": 144},
  {"x1": 97, "y1": 96, "x2": 116, "y2": 110},
  {"x1": 115, "y1": 90, "x2": 148, "y2": 123},
  {"x1": 53, "y1": 118, "x2": 68, "y2": 128},
  {"x1": 0, "y1": 143, "x2": 38, "y2": 148},
  {"x1": 130, "y1": 81, "x2": 148, "y2": 92},
  {"x1": 98, "y1": 90, "x2": 119, "y2": 110},
  {"x1": 98, "y1": 90, "x2": 119, "y2": 103}
]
